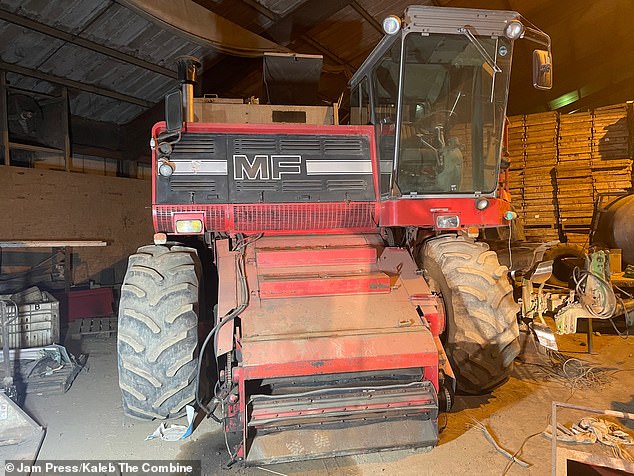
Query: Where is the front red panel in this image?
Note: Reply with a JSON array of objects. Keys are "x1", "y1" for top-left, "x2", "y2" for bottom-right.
[
  {"x1": 151, "y1": 121, "x2": 512, "y2": 233},
  {"x1": 153, "y1": 202, "x2": 378, "y2": 235},
  {"x1": 380, "y1": 196, "x2": 510, "y2": 228}
]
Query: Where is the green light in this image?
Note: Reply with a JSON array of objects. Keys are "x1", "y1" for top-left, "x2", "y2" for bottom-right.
[{"x1": 548, "y1": 90, "x2": 580, "y2": 110}]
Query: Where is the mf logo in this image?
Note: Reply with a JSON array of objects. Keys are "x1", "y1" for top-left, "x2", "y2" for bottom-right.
[{"x1": 233, "y1": 154, "x2": 302, "y2": 180}]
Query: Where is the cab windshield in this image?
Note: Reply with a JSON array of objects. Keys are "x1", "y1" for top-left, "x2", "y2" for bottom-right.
[{"x1": 374, "y1": 32, "x2": 512, "y2": 195}]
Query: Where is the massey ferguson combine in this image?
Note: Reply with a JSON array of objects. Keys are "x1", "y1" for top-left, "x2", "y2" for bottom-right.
[{"x1": 117, "y1": 5, "x2": 552, "y2": 465}]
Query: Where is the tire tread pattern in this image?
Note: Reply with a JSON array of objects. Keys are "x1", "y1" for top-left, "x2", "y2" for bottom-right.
[
  {"x1": 423, "y1": 235, "x2": 520, "y2": 394},
  {"x1": 117, "y1": 245, "x2": 199, "y2": 420}
]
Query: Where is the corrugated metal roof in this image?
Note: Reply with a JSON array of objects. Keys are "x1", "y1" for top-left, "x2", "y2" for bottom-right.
[
  {"x1": 0, "y1": 0, "x2": 220, "y2": 124},
  {"x1": 2, "y1": 0, "x2": 110, "y2": 34},
  {"x1": 3, "y1": 0, "x2": 631, "y2": 129}
]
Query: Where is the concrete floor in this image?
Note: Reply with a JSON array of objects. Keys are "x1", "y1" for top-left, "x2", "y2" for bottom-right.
[{"x1": 12, "y1": 325, "x2": 634, "y2": 476}]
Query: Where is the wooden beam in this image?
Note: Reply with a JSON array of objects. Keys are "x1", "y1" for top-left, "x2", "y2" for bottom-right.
[
  {"x1": 0, "y1": 60, "x2": 154, "y2": 108},
  {"x1": 0, "y1": 9, "x2": 177, "y2": 79},
  {"x1": 350, "y1": 0, "x2": 382, "y2": 34},
  {"x1": 61, "y1": 88, "x2": 71, "y2": 171},
  {"x1": 299, "y1": 35, "x2": 351, "y2": 68},
  {"x1": 121, "y1": 0, "x2": 288, "y2": 56},
  {"x1": 0, "y1": 71, "x2": 9, "y2": 165},
  {"x1": 0, "y1": 241, "x2": 107, "y2": 248},
  {"x1": 8, "y1": 142, "x2": 63, "y2": 154},
  {"x1": 72, "y1": 144, "x2": 126, "y2": 161}
]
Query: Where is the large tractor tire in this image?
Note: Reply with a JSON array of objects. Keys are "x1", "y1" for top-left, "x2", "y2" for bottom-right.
[
  {"x1": 117, "y1": 245, "x2": 200, "y2": 420},
  {"x1": 422, "y1": 235, "x2": 520, "y2": 394}
]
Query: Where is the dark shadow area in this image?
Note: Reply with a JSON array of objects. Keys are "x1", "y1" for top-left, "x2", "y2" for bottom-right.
[
  {"x1": 597, "y1": 117, "x2": 629, "y2": 160},
  {"x1": 611, "y1": 394, "x2": 634, "y2": 431}
]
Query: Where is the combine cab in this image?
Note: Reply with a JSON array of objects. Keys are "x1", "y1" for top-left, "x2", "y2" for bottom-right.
[{"x1": 116, "y1": 5, "x2": 552, "y2": 465}]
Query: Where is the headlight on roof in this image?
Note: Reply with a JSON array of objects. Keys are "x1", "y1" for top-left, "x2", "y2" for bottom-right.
[
  {"x1": 382, "y1": 15, "x2": 401, "y2": 35},
  {"x1": 505, "y1": 20, "x2": 524, "y2": 40}
]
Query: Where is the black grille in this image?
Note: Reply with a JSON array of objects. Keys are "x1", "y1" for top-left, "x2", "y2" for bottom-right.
[
  {"x1": 324, "y1": 138, "x2": 363, "y2": 155},
  {"x1": 235, "y1": 181, "x2": 279, "y2": 192},
  {"x1": 171, "y1": 133, "x2": 216, "y2": 159},
  {"x1": 279, "y1": 139, "x2": 321, "y2": 153},
  {"x1": 234, "y1": 138, "x2": 277, "y2": 153},
  {"x1": 170, "y1": 177, "x2": 217, "y2": 192},
  {"x1": 326, "y1": 179, "x2": 368, "y2": 191},
  {"x1": 282, "y1": 180, "x2": 323, "y2": 192}
]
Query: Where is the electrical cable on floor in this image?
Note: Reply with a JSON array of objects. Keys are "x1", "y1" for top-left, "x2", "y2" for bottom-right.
[
  {"x1": 501, "y1": 430, "x2": 543, "y2": 476},
  {"x1": 256, "y1": 467, "x2": 288, "y2": 476},
  {"x1": 516, "y1": 350, "x2": 611, "y2": 394},
  {"x1": 467, "y1": 418, "x2": 529, "y2": 468}
]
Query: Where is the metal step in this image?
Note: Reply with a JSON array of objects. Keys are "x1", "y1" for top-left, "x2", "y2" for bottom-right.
[
  {"x1": 245, "y1": 380, "x2": 438, "y2": 464},
  {"x1": 246, "y1": 415, "x2": 438, "y2": 465}
]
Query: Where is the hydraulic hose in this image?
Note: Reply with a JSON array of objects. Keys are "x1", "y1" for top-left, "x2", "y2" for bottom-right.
[{"x1": 195, "y1": 234, "x2": 255, "y2": 419}]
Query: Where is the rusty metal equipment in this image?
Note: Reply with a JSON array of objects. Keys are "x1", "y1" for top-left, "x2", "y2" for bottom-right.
[
  {"x1": 116, "y1": 5, "x2": 553, "y2": 466},
  {"x1": 592, "y1": 192, "x2": 634, "y2": 266}
]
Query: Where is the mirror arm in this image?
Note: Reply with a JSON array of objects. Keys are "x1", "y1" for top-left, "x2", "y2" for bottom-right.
[{"x1": 522, "y1": 25, "x2": 551, "y2": 51}]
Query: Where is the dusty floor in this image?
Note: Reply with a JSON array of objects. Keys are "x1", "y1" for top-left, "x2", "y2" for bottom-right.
[{"x1": 9, "y1": 322, "x2": 634, "y2": 476}]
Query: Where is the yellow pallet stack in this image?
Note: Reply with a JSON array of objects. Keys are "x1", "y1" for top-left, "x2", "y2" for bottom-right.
[
  {"x1": 522, "y1": 111, "x2": 559, "y2": 241},
  {"x1": 506, "y1": 114, "x2": 526, "y2": 222},
  {"x1": 591, "y1": 103, "x2": 632, "y2": 194},
  {"x1": 555, "y1": 111, "x2": 594, "y2": 246}
]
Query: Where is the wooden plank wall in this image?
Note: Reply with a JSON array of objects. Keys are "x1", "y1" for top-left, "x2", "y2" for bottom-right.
[
  {"x1": 0, "y1": 166, "x2": 153, "y2": 285},
  {"x1": 507, "y1": 102, "x2": 632, "y2": 247}
]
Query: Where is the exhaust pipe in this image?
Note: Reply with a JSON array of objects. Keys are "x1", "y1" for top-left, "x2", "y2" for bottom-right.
[{"x1": 176, "y1": 56, "x2": 201, "y2": 123}]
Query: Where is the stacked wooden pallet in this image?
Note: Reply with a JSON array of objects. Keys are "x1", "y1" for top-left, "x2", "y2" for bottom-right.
[
  {"x1": 556, "y1": 103, "x2": 632, "y2": 246},
  {"x1": 506, "y1": 115, "x2": 526, "y2": 222},
  {"x1": 555, "y1": 111, "x2": 594, "y2": 246},
  {"x1": 522, "y1": 112, "x2": 559, "y2": 241},
  {"x1": 503, "y1": 102, "x2": 632, "y2": 247},
  {"x1": 593, "y1": 104, "x2": 629, "y2": 159},
  {"x1": 592, "y1": 103, "x2": 632, "y2": 193}
]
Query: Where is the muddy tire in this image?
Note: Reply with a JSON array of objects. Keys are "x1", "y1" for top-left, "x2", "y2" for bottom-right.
[
  {"x1": 422, "y1": 235, "x2": 520, "y2": 394},
  {"x1": 117, "y1": 245, "x2": 200, "y2": 420},
  {"x1": 543, "y1": 243, "x2": 586, "y2": 287}
]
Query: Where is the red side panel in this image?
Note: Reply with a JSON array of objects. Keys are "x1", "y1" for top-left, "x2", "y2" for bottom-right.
[{"x1": 380, "y1": 196, "x2": 510, "y2": 228}]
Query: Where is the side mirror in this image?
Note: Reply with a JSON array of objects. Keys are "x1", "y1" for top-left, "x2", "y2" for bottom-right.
[
  {"x1": 165, "y1": 90, "x2": 183, "y2": 132},
  {"x1": 533, "y1": 49, "x2": 553, "y2": 90}
]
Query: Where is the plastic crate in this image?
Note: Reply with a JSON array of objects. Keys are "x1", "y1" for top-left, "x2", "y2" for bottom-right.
[{"x1": 0, "y1": 291, "x2": 60, "y2": 349}]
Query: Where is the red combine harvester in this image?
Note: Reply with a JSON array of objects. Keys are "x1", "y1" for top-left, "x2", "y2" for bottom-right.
[{"x1": 117, "y1": 5, "x2": 552, "y2": 465}]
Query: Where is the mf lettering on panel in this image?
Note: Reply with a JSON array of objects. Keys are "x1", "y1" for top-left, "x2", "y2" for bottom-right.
[{"x1": 233, "y1": 155, "x2": 302, "y2": 180}]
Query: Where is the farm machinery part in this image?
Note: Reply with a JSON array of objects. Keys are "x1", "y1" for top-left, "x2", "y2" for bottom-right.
[{"x1": 116, "y1": 4, "x2": 553, "y2": 465}]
